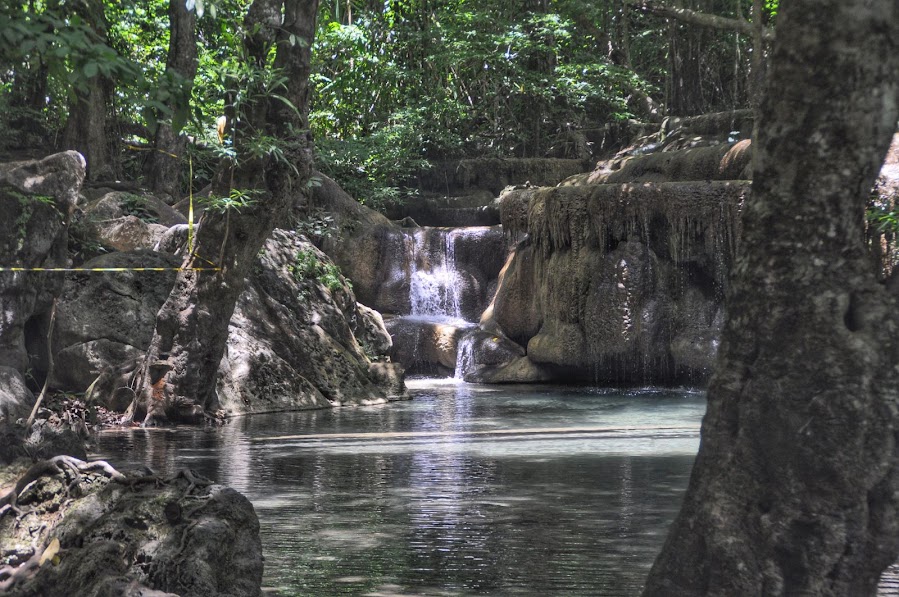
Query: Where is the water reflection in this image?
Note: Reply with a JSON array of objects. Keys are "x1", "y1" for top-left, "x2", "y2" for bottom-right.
[{"x1": 94, "y1": 380, "x2": 705, "y2": 596}]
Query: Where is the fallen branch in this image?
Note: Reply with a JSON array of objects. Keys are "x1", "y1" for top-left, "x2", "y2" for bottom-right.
[{"x1": 627, "y1": 0, "x2": 774, "y2": 42}]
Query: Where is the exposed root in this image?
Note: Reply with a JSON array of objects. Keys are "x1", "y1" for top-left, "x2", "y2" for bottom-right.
[
  {"x1": 48, "y1": 455, "x2": 127, "y2": 482},
  {"x1": 167, "y1": 469, "x2": 213, "y2": 499},
  {"x1": 0, "y1": 539, "x2": 49, "y2": 592},
  {"x1": 1, "y1": 457, "x2": 126, "y2": 521}
]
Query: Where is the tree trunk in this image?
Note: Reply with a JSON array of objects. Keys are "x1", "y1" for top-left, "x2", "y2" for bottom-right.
[
  {"x1": 61, "y1": 0, "x2": 117, "y2": 181},
  {"x1": 643, "y1": 1, "x2": 899, "y2": 595},
  {"x1": 129, "y1": 0, "x2": 320, "y2": 426},
  {"x1": 145, "y1": 0, "x2": 198, "y2": 200}
]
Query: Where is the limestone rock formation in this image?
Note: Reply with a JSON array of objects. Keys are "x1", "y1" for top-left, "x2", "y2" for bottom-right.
[
  {"x1": 309, "y1": 173, "x2": 413, "y2": 313},
  {"x1": 217, "y1": 229, "x2": 404, "y2": 415},
  {"x1": 51, "y1": 251, "x2": 180, "y2": 409},
  {"x1": 475, "y1": 174, "x2": 748, "y2": 384},
  {"x1": 415, "y1": 158, "x2": 590, "y2": 196},
  {"x1": 454, "y1": 328, "x2": 552, "y2": 383},
  {"x1": 77, "y1": 190, "x2": 186, "y2": 252},
  {"x1": 50, "y1": 227, "x2": 403, "y2": 417},
  {"x1": 0, "y1": 151, "x2": 85, "y2": 419},
  {"x1": 385, "y1": 190, "x2": 501, "y2": 227},
  {"x1": 560, "y1": 140, "x2": 752, "y2": 187},
  {"x1": 309, "y1": 173, "x2": 507, "y2": 321},
  {"x1": 384, "y1": 316, "x2": 474, "y2": 376}
]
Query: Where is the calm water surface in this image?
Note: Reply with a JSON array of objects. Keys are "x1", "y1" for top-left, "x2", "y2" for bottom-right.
[{"x1": 94, "y1": 379, "x2": 706, "y2": 596}]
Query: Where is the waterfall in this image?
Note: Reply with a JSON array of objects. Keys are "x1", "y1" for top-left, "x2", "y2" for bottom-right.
[
  {"x1": 453, "y1": 331, "x2": 476, "y2": 380},
  {"x1": 409, "y1": 228, "x2": 464, "y2": 321},
  {"x1": 384, "y1": 224, "x2": 505, "y2": 379}
]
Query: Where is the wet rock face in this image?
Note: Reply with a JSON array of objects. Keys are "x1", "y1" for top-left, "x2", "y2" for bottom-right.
[
  {"x1": 0, "y1": 151, "x2": 86, "y2": 418},
  {"x1": 384, "y1": 317, "x2": 474, "y2": 375},
  {"x1": 407, "y1": 226, "x2": 506, "y2": 322},
  {"x1": 310, "y1": 175, "x2": 508, "y2": 321},
  {"x1": 0, "y1": 465, "x2": 262, "y2": 597}
]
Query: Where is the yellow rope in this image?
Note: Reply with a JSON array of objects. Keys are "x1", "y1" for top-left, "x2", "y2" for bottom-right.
[
  {"x1": 0, "y1": 267, "x2": 220, "y2": 272},
  {"x1": 3, "y1": 142, "x2": 218, "y2": 274},
  {"x1": 188, "y1": 153, "x2": 195, "y2": 254}
]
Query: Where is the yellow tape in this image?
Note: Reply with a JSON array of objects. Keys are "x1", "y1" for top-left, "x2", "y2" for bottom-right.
[
  {"x1": 188, "y1": 154, "x2": 195, "y2": 255},
  {"x1": 0, "y1": 267, "x2": 220, "y2": 272},
  {"x1": 7, "y1": 145, "x2": 216, "y2": 275}
]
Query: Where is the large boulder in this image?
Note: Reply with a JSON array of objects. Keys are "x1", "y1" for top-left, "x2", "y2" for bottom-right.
[
  {"x1": 309, "y1": 173, "x2": 413, "y2": 314},
  {"x1": 0, "y1": 463, "x2": 262, "y2": 597},
  {"x1": 0, "y1": 367, "x2": 35, "y2": 421},
  {"x1": 49, "y1": 231, "x2": 403, "y2": 416},
  {"x1": 216, "y1": 229, "x2": 405, "y2": 416},
  {"x1": 0, "y1": 152, "x2": 84, "y2": 378},
  {"x1": 77, "y1": 191, "x2": 186, "y2": 252},
  {"x1": 51, "y1": 250, "x2": 180, "y2": 405}
]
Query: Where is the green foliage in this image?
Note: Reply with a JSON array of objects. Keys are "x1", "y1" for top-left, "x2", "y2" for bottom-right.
[
  {"x1": 867, "y1": 202, "x2": 899, "y2": 235},
  {"x1": 309, "y1": 0, "x2": 663, "y2": 208},
  {"x1": 294, "y1": 209, "x2": 336, "y2": 242},
  {"x1": 201, "y1": 188, "x2": 261, "y2": 214},
  {"x1": 120, "y1": 194, "x2": 159, "y2": 223},
  {"x1": 288, "y1": 249, "x2": 349, "y2": 293},
  {"x1": 0, "y1": 0, "x2": 758, "y2": 208}
]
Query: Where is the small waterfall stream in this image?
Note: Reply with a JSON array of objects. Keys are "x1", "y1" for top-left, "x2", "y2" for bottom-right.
[
  {"x1": 409, "y1": 228, "x2": 464, "y2": 321},
  {"x1": 386, "y1": 225, "x2": 506, "y2": 377}
]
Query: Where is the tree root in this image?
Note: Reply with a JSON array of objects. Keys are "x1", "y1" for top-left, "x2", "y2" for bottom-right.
[
  {"x1": 0, "y1": 457, "x2": 127, "y2": 521},
  {"x1": 167, "y1": 469, "x2": 213, "y2": 499},
  {"x1": 0, "y1": 458, "x2": 218, "y2": 592},
  {"x1": 0, "y1": 537, "x2": 51, "y2": 592}
]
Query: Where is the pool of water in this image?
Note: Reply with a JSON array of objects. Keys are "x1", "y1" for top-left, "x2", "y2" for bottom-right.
[{"x1": 93, "y1": 379, "x2": 706, "y2": 596}]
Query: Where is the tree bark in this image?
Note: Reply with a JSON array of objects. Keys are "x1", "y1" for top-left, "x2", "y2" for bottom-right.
[
  {"x1": 145, "y1": 0, "x2": 198, "y2": 200},
  {"x1": 61, "y1": 0, "x2": 118, "y2": 181},
  {"x1": 129, "y1": 0, "x2": 320, "y2": 426},
  {"x1": 643, "y1": 1, "x2": 899, "y2": 595}
]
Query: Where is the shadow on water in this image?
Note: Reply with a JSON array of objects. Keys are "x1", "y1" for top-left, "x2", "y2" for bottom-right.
[{"x1": 94, "y1": 380, "x2": 706, "y2": 596}]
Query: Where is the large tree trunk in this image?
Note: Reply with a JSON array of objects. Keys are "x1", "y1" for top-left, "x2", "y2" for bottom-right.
[
  {"x1": 128, "y1": 0, "x2": 320, "y2": 426},
  {"x1": 61, "y1": 0, "x2": 117, "y2": 181},
  {"x1": 643, "y1": 1, "x2": 899, "y2": 595},
  {"x1": 145, "y1": 0, "x2": 198, "y2": 200}
]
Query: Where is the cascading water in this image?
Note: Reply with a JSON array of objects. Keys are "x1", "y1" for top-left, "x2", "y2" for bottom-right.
[
  {"x1": 384, "y1": 225, "x2": 506, "y2": 378},
  {"x1": 409, "y1": 228, "x2": 464, "y2": 321},
  {"x1": 453, "y1": 332, "x2": 476, "y2": 380}
]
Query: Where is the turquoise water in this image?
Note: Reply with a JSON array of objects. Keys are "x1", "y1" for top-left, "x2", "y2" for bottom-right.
[{"x1": 94, "y1": 379, "x2": 706, "y2": 596}]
